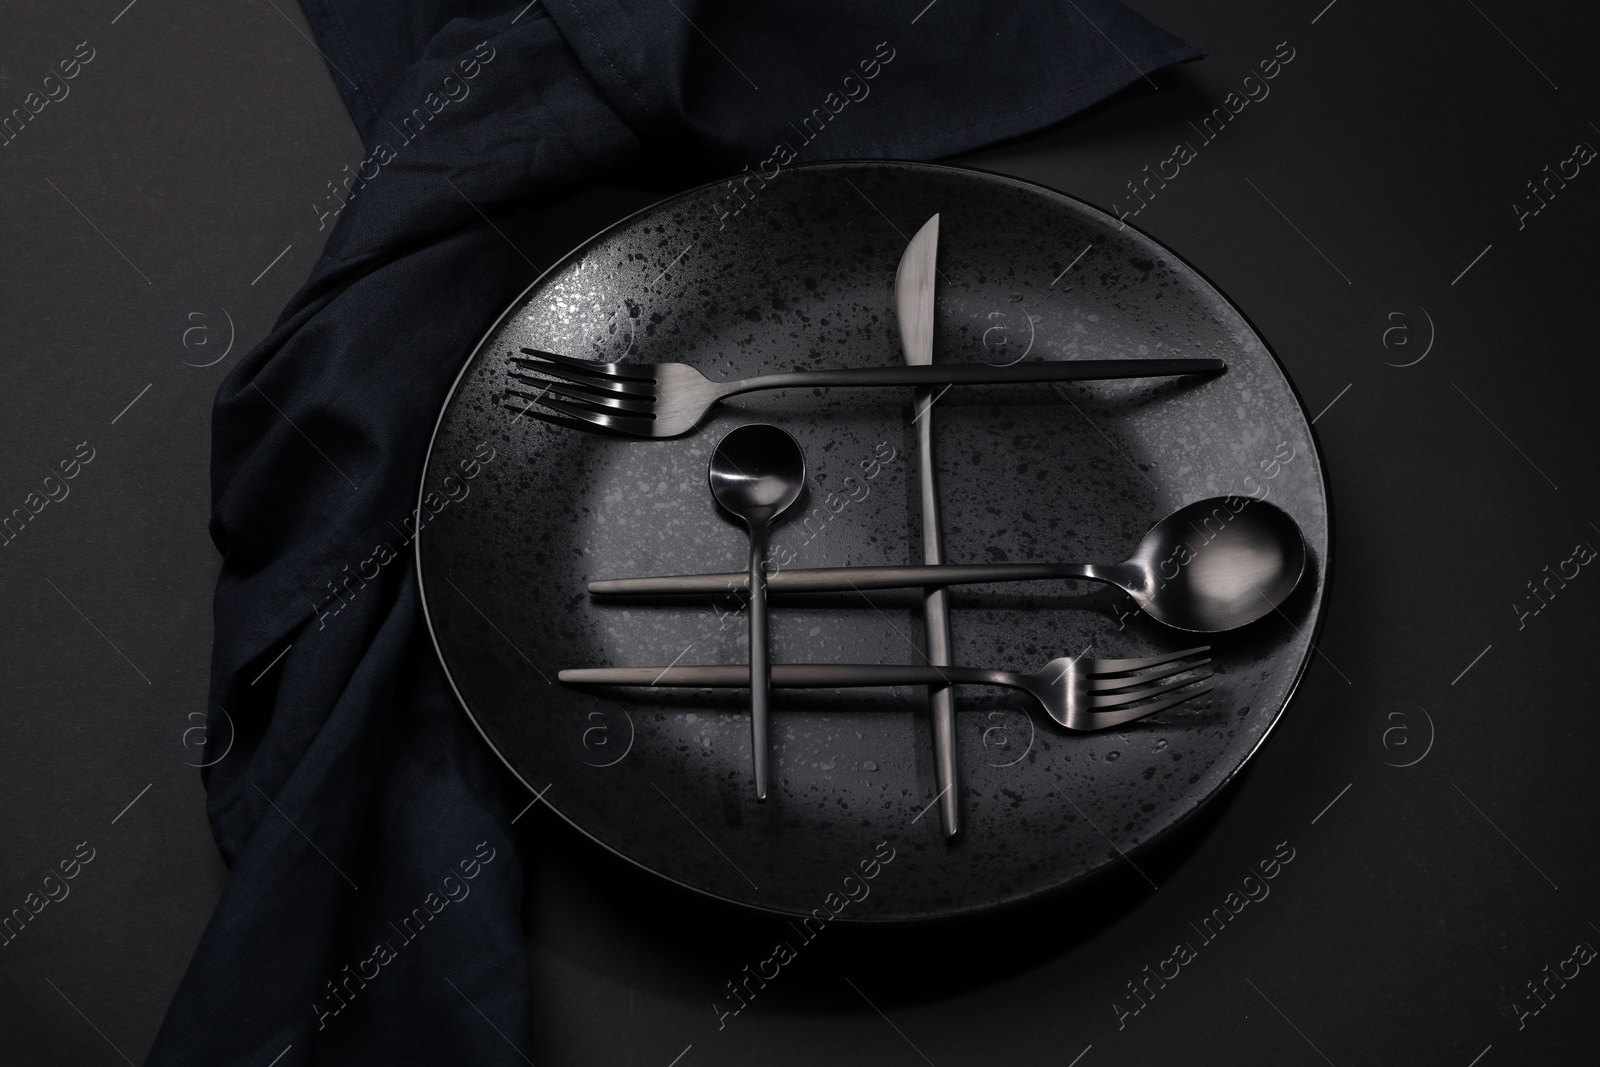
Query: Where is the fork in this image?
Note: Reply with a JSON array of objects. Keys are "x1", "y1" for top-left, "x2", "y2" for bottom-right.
[
  {"x1": 558, "y1": 647, "x2": 1212, "y2": 731},
  {"x1": 507, "y1": 349, "x2": 1227, "y2": 438}
]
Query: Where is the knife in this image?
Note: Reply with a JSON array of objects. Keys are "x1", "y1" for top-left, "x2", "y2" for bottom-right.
[{"x1": 896, "y1": 214, "x2": 960, "y2": 839}]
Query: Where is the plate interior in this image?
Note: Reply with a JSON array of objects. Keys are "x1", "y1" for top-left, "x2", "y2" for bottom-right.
[{"x1": 418, "y1": 162, "x2": 1328, "y2": 920}]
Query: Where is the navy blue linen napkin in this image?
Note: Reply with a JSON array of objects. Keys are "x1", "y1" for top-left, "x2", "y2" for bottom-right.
[{"x1": 146, "y1": 3, "x2": 1197, "y2": 1063}]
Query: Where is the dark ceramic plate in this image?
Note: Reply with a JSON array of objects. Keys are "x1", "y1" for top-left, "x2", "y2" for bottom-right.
[{"x1": 417, "y1": 161, "x2": 1328, "y2": 921}]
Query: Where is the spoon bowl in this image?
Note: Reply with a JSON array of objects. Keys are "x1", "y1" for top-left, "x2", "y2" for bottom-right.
[
  {"x1": 1120, "y1": 497, "x2": 1306, "y2": 632},
  {"x1": 709, "y1": 425, "x2": 806, "y2": 523}
]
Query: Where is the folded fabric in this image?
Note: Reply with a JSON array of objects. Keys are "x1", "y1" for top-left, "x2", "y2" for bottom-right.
[{"x1": 145, "y1": 2, "x2": 1198, "y2": 1063}]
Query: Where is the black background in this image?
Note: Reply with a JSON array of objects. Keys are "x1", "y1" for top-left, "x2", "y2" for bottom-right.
[{"x1": 2, "y1": 1, "x2": 1596, "y2": 1064}]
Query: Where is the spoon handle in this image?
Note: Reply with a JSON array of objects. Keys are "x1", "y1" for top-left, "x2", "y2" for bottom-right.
[
  {"x1": 590, "y1": 562, "x2": 1102, "y2": 596},
  {"x1": 558, "y1": 663, "x2": 1019, "y2": 690},
  {"x1": 747, "y1": 525, "x2": 771, "y2": 801}
]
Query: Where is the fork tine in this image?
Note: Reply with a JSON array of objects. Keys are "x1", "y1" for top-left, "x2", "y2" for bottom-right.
[
  {"x1": 508, "y1": 359, "x2": 654, "y2": 397},
  {"x1": 1089, "y1": 646, "x2": 1211, "y2": 675},
  {"x1": 526, "y1": 379, "x2": 656, "y2": 414},
  {"x1": 1091, "y1": 657, "x2": 1211, "y2": 693},
  {"x1": 508, "y1": 356, "x2": 613, "y2": 386},
  {"x1": 515, "y1": 383, "x2": 617, "y2": 417},
  {"x1": 535, "y1": 393, "x2": 655, "y2": 436},
  {"x1": 1088, "y1": 684, "x2": 1212, "y2": 730},
  {"x1": 509, "y1": 351, "x2": 601, "y2": 374},
  {"x1": 508, "y1": 370, "x2": 612, "y2": 397},
  {"x1": 507, "y1": 368, "x2": 623, "y2": 394},
  {"x1": 503, "y1": 393, "x2": 634, "y2": 434},
  {"x1": 1091, "y1": 669, "x2": 1211, "y2": 709},
  {"x1": 517, "y1": 347, "x2": 655, "y2": 383}
]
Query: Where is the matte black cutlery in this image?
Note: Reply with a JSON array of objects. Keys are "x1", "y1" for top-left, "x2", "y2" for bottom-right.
[
  {"x1": 546, "y1": 218, "x2": 1263, "y2": 814},
  {"x1": 707, "y1": 425, "x2": 806, "y2": 801},
  {"x1": 507, "y1": 348, "x2": 1225, "y2": 438},
  {"x1": 896, "y1": 214, "x2": 960, "y2": 837},
  {"x1": 591, "y1": 497, "x2": 1306, "y2": 633},
  {"x1": 560, "y1": 647, "x2": 1213, "y2": 733}
]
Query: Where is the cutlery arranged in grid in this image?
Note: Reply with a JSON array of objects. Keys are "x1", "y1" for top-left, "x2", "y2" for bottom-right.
[{"x1": 522, "y1": 215, "x2": 1307, "y2": 836}]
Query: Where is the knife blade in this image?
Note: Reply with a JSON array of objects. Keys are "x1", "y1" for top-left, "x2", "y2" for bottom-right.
[{"x1": 896, "y1": 214, "x2": 959, "y2": 838}]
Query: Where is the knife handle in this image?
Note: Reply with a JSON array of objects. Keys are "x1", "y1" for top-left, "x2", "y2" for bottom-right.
[{"x1": 914, "y1": 386, "x2": 960, "y2": 838}]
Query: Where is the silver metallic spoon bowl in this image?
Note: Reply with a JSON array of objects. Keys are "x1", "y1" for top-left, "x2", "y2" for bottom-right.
[{"x1": 1113, "y1": 497, "x2": 1307, "y2": 632}]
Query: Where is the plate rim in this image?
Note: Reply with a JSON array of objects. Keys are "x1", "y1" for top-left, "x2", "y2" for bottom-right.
[{"x1": 414, "y1": 158, "x2": 1335, "y2": 922}]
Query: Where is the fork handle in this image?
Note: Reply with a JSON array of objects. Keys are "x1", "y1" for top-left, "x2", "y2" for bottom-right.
[
  {"x1": 724, "y1": 357, "x2": 1225, "y2": 396},
  {"x1": 559, "y1": 664, "x2": 1019, "y2": 690}
]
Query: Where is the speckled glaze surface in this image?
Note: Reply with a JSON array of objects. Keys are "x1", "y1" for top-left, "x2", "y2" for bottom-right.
[{"x1": 416, "y1": 162, "x2": 1329, "y2": 921}]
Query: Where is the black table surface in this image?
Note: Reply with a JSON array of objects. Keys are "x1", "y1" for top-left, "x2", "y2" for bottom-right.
[{"x1": 3, "y1": 2, "x2": 1596, "y2": 1064}]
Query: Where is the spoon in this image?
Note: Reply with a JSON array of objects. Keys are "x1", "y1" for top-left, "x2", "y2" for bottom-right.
[
  {"x1": 708, "y1": 424, "x2": 806, "y2": 800},
  {"x1": 591, "y1": 496, "x2": 1307, "y2": 634}
]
